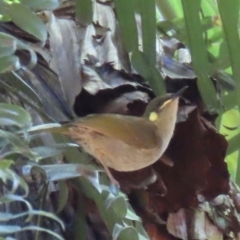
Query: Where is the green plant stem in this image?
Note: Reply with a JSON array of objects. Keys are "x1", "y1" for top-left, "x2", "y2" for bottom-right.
[{"x1": 155, "y1": 0, "x2": 177, "y2": 20}]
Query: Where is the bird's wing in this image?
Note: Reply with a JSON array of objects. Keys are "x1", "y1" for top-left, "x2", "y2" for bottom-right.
[{"x1": 71, "y1": 114, "x2": 160, "y2": 149}]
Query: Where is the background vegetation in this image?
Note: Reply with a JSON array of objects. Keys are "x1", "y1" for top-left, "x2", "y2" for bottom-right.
[{"x1": 0, "y1": 0, "x2": 240, "y2": 239}]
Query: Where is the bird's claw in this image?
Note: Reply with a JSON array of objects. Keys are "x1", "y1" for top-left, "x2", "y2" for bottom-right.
[{"x1": 109, "y1": 178, "x2": 120, "y2": 195}]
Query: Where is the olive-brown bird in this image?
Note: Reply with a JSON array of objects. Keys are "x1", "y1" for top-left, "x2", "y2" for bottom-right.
[{"x1": 51, "y1": 86, "x2": 187, "y2": 187}]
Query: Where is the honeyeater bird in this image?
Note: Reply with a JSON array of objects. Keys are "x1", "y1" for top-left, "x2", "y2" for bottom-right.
[{"x1": 49, "y1": 86, "x2": 187, "y2": 187}]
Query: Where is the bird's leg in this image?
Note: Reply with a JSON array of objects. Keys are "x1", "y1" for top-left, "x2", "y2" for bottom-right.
[
  {"x1": 155, "y1": 172, "x2": 167, "y2": 196},
  {"x1": 103, "y1": 165, "x2": 120, "y2": 188},
  {"x1": 97, "y1": 156, "x2": 120, "y2": 189}
]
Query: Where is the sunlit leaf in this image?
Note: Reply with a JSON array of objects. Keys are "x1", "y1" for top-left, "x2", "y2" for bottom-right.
[
  {"x1": 0, "y1": 32, "x2": 16, "y2": 57},
  {"x1": 213, "y1": 71, "x2": 236, "y2": 92},
  {"x1": 0, "y1": 194, "x2": 33, "y2": 213},
  {"x1": 148, "y1": 66, "x2": 166, "y2": 96},
  {"x1": 105, "y1": 194, "x2": 127, "y2": 218},
  {"x1": 0, "y1": 159, "x2": 14, "y2": 169},
  {"x1": 31, "y1": 144, "x2": 70, "y2": 160},
  {"x1": 0, "y1": 33, "x2": 37, "y2": 69},
  {"x1": 139, "y1": 0, "x2": 156, "y2": 65},
  {"x1": 217, "y1": 0, "x2": 240, "y2": 110},
  {"x1": 181, "y1": 0, "x2": 218, "y2": 113},
  {"x1": 56, "y1": 180, "x2": 69, "y2": 213},
  {"x1": 223, "y1": 125, "x2": 239, "y2": 131},
  {"x1": 75, "y1": 0, "x2": 93, "y2": 25},
  {"x1": 156, "y1": 0, "x2": 180, "y2": 19},
  {"x1": 73, "y1": 190, "x2": 88, "y2": 239},
  {"x1": 0, "y1": 225, "x2": 64, "y2": 240},
  {"x1": 114, "y1": 0, "x2": 138, "y2": 52},
  {"x1": 6, "y1": 2, "x2": 47, "y2": 41},
  {"x1": 212, "y1": 40, "x2": 230, "y2": 70},
  {"x1": 0, "y1": 210, "x2": 64, "y2": 228},
  {"x1": 113, "y1": 224, "x2": 139, "y2": 240},
  {"x1": 0, "y1": 55, "x2": 20, "y2": 73},
  {"x1": 3, "y1": 72, "x2": 43, "y2": 107},
  {"x1": 131, "y1": 50, "x2": 165, "y2": 95},
  {"x1": 29, "y1": 123, "x2": 62, "y2": 132},
  {"x1": 0, "y1": 103, "x2": 32, "y2": 130},
  {"x1": 0, "y1": 169, "x2": 29, "y2": 197},
  {"x1": 131, "y1": 50, "x2": 152, "y2": 79},
  {"x1": 25, "y1": 164, "x2": 102, "y2": 193},
  {"x1": 227, "y1": 133, "x2": 240, "y2": 155},
  {"x1": 125, "y1": 209, "x2": 141, "y2": 221},
  {"x1": 0, "y1": 130, "x2": 35, "y2": 159},
  {"x1": 0, "y1": 225, "x2": 21, "y2": 233},
  {"x1": 157, "y1": 20, "x2": 176, "y2": 34},
  {"x1": 0, "y1": 0, "x2": 7, "y2": 15},
  {"x1": 20, "y1": 0, "x2": 60, "y2": 10}
]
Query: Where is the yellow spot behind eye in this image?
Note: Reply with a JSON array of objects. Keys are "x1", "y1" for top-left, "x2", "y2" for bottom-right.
[{"x1": 149, "y1": 112, "x2": 158, "y2": 121}]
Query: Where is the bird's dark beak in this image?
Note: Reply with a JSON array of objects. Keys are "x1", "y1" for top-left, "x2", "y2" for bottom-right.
[
  {"x1": 158, "y1": 86, "x2": 188, "y2": 111},
  {"x1": 172, "y1": 86, "x2": 188, "y2": 99}
]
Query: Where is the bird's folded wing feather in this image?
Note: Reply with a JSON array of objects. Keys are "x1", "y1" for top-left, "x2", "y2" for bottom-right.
[{"x1": 71, "y1": 114, "x2": 160, "y2": 149}]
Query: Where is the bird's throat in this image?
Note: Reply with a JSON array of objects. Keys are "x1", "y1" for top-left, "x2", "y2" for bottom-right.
[{"x1": 151, "y1": 99, "x2": 179, "y2": 156}]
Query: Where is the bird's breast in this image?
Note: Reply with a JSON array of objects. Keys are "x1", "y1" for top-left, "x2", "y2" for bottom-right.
[{"x1": 68, "y1": 125, "x2": 163, "y2": 172}]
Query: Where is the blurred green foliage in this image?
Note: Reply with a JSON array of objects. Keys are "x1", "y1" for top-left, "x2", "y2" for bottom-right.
[{"x1": 1, "y1": 0, "x2": 240, "y2": 239}]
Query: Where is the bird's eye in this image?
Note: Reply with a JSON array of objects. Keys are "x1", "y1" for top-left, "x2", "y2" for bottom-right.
[{"x1": 156, "y1": 103, "x2": 161, "y2": 108}]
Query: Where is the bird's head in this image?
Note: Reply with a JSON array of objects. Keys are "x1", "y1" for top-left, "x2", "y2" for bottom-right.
[{"x1": 143, "y1": 86, "x2": 188, "y2": 123}]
